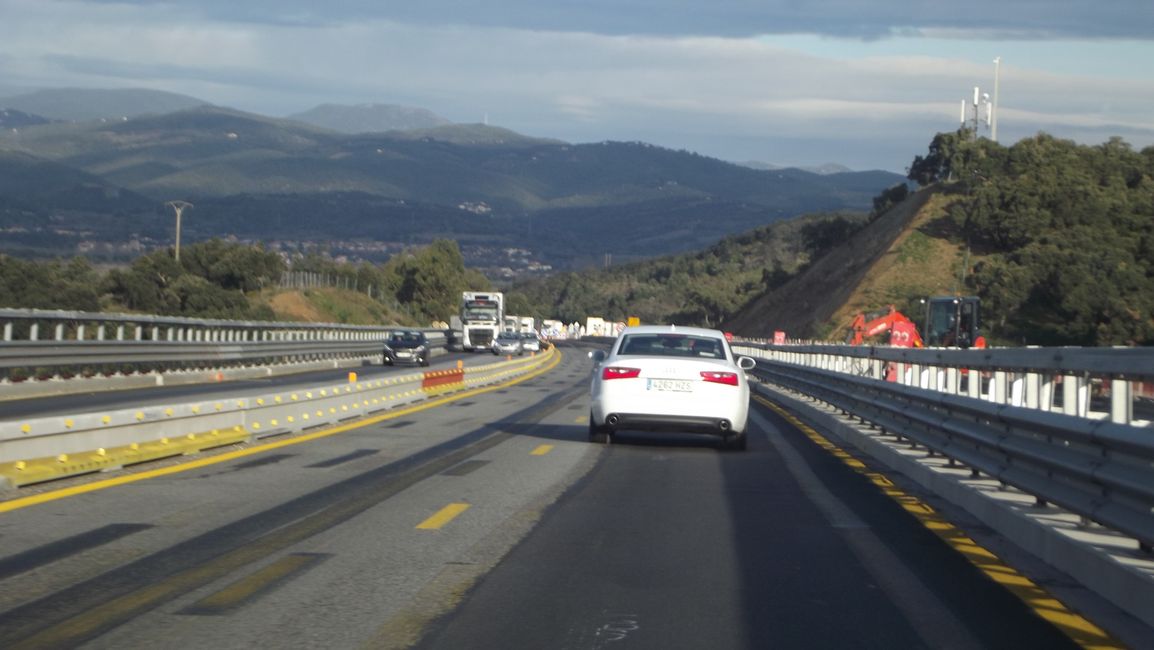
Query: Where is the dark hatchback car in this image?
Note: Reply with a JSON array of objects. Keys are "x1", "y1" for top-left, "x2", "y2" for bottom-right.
[{"x1": 383, "y1": 330, "x2": 431, "y2": 367}]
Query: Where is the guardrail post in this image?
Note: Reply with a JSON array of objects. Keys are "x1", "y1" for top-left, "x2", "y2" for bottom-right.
[
  {"x1": 916, "y1": 364, "x2": 930, "y2": 389},
  {"x1": 1010, "y1": 373, "x2": 1024, "y2": 407},
  {"x1": 946, "y1": 367, "x2": 960, "y2": 395},
  {"x1": 1063, "y1": 374, "x2": 1089, "y2": 417},
  {"x1": 1025, "y1": 372, "x2": 1040, "y2": 409},
  {"x1": 1039, "y1": 374, "x2": 1055, "y2": 412},
  {"x1": 1111, "y1": 379, "x2": 1133, "y2": 425},
  {"x1": 989, "y1": 371, "x2": 1007, "y2": 404}
]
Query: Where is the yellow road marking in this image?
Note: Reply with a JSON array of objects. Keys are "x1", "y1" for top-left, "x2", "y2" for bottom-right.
[
  {"x1": 753, "y1": 394, "x2": 1123, "y2": 650},
  {"x1": 530, "y1": 444, "x2": 554, "y2": 456},
  {"x1": 0, "y1": 350, "x2": 563, "y2": 515},
  {"x1": 417, "y1": 503, "x2": 471, "y2": 530}
]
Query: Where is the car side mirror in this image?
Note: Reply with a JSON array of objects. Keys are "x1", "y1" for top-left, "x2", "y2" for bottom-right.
[
  {"x1": 737, "y1": 356, "x2": 756, "y2": 370},
  {"x1": 588, "y1": 350, "x2": 607, "y2": 364}
]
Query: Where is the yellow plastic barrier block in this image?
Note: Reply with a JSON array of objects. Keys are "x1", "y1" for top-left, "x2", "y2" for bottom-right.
[{"x1": 0, "y1": 426, "x2": 250, "y2": 489}]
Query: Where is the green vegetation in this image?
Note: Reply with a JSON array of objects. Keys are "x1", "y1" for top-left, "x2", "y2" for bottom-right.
[
  {"x1": 1, "y1": 238, "x2": 489, "y2": 325},
  {"x1": 508, "y1": 212, "x2": 864, "y2": 327},
  {"x1": 0, "y1": 256, "x2": 103, "y2": 312},
  {"x1": 908, "y1": 129, "x2": 1154, "y2": 346}
]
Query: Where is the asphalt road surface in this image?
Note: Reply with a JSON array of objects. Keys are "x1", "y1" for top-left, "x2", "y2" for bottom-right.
[{"x1": 0, "y1": 343, "x2": 1141, "y2": 649}]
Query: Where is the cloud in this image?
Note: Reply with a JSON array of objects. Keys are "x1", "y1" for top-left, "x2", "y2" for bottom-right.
[
  {"x1": 71, "y1": 0, "x2": 1154, "y2": 40},
  {"x1": 2, "y1": 0, "x2": 1152, "y2": 171}
]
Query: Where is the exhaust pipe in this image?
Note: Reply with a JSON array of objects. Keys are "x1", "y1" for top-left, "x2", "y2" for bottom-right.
[
  {"x1": 718, "y1": 419, "x2": 731, "y2": 432},
  {"x1": 606, "y1": 414, "x2": 620, "y2": 427}
]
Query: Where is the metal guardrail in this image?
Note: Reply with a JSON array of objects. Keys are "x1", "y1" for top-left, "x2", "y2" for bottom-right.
[
  {"x1": 0, "y1": 308, "x2": 447, "y2": 397},
  {"x1": 734, "y1": 342, "x2": 1154, "y2": 552}
]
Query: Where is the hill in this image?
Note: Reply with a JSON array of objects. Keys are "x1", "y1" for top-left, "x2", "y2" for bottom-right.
[
  {"x1": 0, "y1": 108, "x2": 51, "y2": 129},
  {"x1": 288, "y1": 103, "x2": 452, "y2": 133},
  {"x1": 0, "y1": 87, "x2": 208, "y2": 121},
  {"x1": 0, "y1": 105, "x2": 904, "y2": 270},
  {"x1": 510, "y1": 210, "x2": 863, "y2": 326},
  {"x1": 722, "y1": 188, "x2": 948, "y2": 340},
  {"x1": 725, "y1": 131, "x2": 1154, "y2": 347}
]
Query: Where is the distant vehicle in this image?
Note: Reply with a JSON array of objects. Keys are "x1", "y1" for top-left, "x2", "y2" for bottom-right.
[
  {"x1": 461, "y1": 291, "x2": 504, "y2": 351},
  {"x1": 520, "y1": 332, "x2": 541, "y2": 353},
  {"x1": 492, "y1": 331, "x2": 524, "y2": 356},
  {"x1": 587, "y1": 325, "x2": 756, "y2": 451},
  {"x1": 383, "y1": 330, "x2": 431, "y2": 367}
]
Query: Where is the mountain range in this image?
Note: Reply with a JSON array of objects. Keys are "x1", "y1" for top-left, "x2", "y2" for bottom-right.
[{"x1": 0, "y1": 87, "x2": 907, "y2": 273}]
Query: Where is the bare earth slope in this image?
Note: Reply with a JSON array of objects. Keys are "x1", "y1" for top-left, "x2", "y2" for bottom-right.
[{"x1": 724, "y1": 188, "x2": 968, "y2": 341}]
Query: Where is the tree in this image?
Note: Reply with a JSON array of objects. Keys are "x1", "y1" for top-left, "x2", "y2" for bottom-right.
[
  {"x1": 870, "y1": 183, "x2": 909, "y2": 221},
  {"x1": 385, "y1": 240, "x2": 476, "y2": 323},
  {"x1": 0, "y1": 255, "x2": 102, "y2": 311}
]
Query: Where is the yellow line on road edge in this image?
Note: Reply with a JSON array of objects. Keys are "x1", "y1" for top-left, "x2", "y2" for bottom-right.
[
  {"x1": 0, "y1": 350, "x2": 564, "y2": 515},
  {"x1": 416, "y1": 503, "x2": 471, "y2": 530},
  {"x1": 753, "y1": 394, "x2": 1123, "y2": 650},
  {"x1": 530, "y1": 444, "x2": 554, "y2": 456}
]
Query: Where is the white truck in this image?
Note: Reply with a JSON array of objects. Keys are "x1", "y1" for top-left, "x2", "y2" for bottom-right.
[{"x1": 460, "y1": 291, "x2": 504, "y2": 351}]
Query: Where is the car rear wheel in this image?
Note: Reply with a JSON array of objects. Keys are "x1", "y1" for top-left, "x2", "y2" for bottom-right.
[
  {"x1": 588, "y1": 413, "x2": 610, "y2": 444},
  {"x1": 721, "y1": 433, "x2": 747, "y2": 451}
]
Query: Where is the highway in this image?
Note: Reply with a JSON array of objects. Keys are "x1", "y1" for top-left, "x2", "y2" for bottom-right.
[{"x1": 0, "y1": 343, "x2": 1146, "y2": 649}]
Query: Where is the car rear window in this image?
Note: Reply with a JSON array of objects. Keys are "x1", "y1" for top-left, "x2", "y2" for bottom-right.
[{"x1": 616, "y1": 334, "x2": 725, "y2": 359}]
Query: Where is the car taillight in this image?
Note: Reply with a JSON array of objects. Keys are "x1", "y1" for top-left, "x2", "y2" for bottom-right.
[
  {"x1": 700, "y1": 371, "x2": 739, "y2": 386},
  {"x1": 602, "y1": 366, "x2": 641, "y2": 380}
]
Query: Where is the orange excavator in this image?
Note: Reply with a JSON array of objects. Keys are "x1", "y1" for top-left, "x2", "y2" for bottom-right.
[
  {"x1": 847, "y1": 306, "x2": 924, "y2": 347},
  {"x1": 847, "y1": 297, "x2": 986, "y2": 349}
]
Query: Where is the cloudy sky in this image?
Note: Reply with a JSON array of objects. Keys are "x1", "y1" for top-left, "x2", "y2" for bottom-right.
[{"x1": 2, "y1": 0, "x2": 1152, "y2": 171}]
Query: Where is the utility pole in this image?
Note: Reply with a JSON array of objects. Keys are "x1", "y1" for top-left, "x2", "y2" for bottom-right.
[{"x1": 165, "y1": 201, "x2": 193, "y2": 262}]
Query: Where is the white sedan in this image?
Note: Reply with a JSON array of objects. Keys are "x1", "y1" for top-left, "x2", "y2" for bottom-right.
[{"x1": 588, "y1": 325, "x2": 756, "y2": 450}]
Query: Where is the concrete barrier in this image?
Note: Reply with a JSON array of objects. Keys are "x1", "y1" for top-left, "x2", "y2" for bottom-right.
[{"x1": 0, "y1": 348, "x2": 555, "y2": 489}]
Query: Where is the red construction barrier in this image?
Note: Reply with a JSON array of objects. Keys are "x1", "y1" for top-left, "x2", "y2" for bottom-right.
[{"x1": 422, "y1": 368, "x2": 464, "y2": 391}]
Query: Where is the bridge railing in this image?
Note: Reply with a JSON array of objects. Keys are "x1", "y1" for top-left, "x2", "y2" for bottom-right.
[{"x1": 734, "y1": 342, "x2": 1154, "y2": 551}]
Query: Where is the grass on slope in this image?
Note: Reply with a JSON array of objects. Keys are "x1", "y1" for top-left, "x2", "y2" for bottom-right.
[
  {"x1": 824, "y1": 191, "x2": 973, "y2": 338},
  {"x1": 259, "y1": 288, "x2": 417, "y2": 326}
]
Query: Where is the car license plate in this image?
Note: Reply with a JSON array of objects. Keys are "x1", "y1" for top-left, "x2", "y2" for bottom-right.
[
  {"x1": 397, "y1": 351, "x2": 411, "y2": 357},
  {"x1": 647, "y1": 378, "x2": 692, "y2": 392}
]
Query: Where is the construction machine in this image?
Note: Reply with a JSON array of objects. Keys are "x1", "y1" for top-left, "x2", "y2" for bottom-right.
[
  {"x1": 922, "y1": 296, "x2": 985, "y2": 349},
  {"x1": 847, "y1": 296, "x2": 985, "y2": 349},
  {"x1": 847, "y1": 306, "x2": 923, "y2": 347}
]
